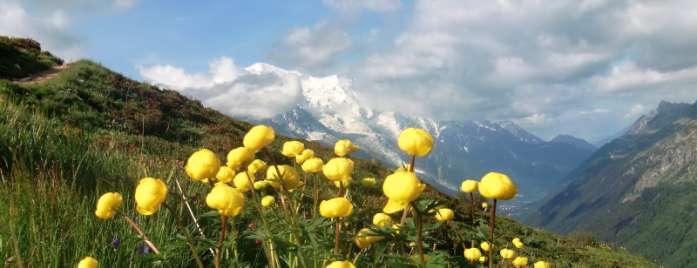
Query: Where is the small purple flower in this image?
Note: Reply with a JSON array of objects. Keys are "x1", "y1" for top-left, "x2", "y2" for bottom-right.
[{"x1": 111, "y1": 237, "x2": 121, "y2": 249}]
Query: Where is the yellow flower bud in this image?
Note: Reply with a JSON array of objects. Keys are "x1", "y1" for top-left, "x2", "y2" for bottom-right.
[
  {"x1": 334, "y1": 139, "x2": 358, "y2": 157},
  {"x1": 372, "y1": 213, "x2": 393, "y2": 227},
  {"x1": 360, "y1": 177, "x2": 377, "y2": 187},
  {"x1": 206, "y1": 183, "x2": 245, "y2": 217},
  {"x1": 482, "y1": 202, "x2": 489, "y2": 209},
  {"x1": 319, "y1": 197, "x2": 353, "y2": 218},
  {"x1": 247, "y1": 159, "x2": 267, "y2": 175},
  {"x1": 295, "y1": 149, "x2": 315, "y2": 164},
  {"x1": 261, "y1": 195, "x2": 275, "y2": 207},
  {"x1": 460, "y1": 179, "x2": 478, "y2": 193},
  {"x1": 185, "y1": 149, "x2": 221, "y2": 181},
  {"x1": 512, "y1": 256, "x2": 529, "y2": 268},
  {"x1": 534, "y1": 261, "x2": 551, "y2": 268},
  {"x1": 434, "y1": 208, "x2": 455, "y2": 222},
  {"x1": 479, "y1": 256, "x2": 487, "y2": 263},
  {"x1": 512, "y1": 237, "x2": 524, "y2": 249},
  {"x1": 464, "y1": 248, "x2": 482, "y2": 262},
  {"x1": 226, "y1": 147, "x2": 254, "y2": 170},
  {"x1": 325, "y1": 261, "x2": 356, "y2": 268},
  {"x1": 95, "y1": 192, "x2": 123, "y2": 220},
  {"x1": 215, "y1": 166, "x2": 236, "y2": 184},
  {"x1": 479, "y1": 172, "x2": 517, "y2": 200},
  {"x1": 382, "y1": 171, "x2": 424, "y2": 204},
  {"x1": 354, "y1": 227, "x2": 384, "y2": 249},
  {"x1": 233, "y1": 172, "x2": 254, "y2": 192},
  {"x1": 322, "y1": 157, "x2": 354, "y2": 181},
  {"x1": 135, "y1": 177, "x2": 168, "y2": 216},
  {"x1": 480, "y1": 241, "x2": 491, "y2": 252},
  {"x1": 281, "y1": 141, "x2": 305, "y2": 157},
  {"x1": 253, "y1": 180, "x2": 269, "y2": 190},
  {"x1": 301, "y1": 157, "x2": 324, "y2": 173},
  {"x1": 243, "y1": 125, "x2": 275, "y2": 151},
  {"x1": 266, "y1": 165, "x2": 302, "y2": 189},
  {"x1": 77, "y1": 256, "x2": 98, "y2": 268},
  {"x1": 499, "y1": 248, "x2": 516, "y2": 260},
  {"x1": 397, "y1": 128, "x2": 434, "y2": 157}
]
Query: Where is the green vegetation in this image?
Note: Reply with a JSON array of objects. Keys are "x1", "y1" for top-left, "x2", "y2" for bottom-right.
[
  {"x1": 0, "y1": 36, "x2": 63, "y2": 79},
  {"x1": 0, "y1": 36, "x2": 656, "y2": 267}
]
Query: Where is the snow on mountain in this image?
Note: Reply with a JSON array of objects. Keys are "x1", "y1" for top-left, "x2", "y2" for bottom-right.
[{"x1": 251, "y1": 66, "x2": 596, "y2": 202}]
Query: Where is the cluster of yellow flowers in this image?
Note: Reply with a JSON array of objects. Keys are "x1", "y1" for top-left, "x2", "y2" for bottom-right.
[{"x1": 85, "y1": 123, "x2": 554, "y2": 267}]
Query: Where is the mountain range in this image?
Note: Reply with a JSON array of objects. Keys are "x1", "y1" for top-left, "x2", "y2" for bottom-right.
[
  {"x1": 527, "y1": 100, "x2": 697, "y2": 267},
  {"x1": 240, "y1": 65, "x2": 597, "y2": 207}
]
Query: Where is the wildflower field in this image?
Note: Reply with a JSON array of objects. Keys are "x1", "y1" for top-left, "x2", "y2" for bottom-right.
[{"x1": 0, "y1": 37, "x2": 658, "y2": 267}]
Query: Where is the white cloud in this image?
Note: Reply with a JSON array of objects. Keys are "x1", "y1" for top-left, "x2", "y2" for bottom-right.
[
  {"x1": 139, "y1": 59, "x2": 302, "y2": 119},
  {"x1": 114, "y1": 0, "x2": 137, "y2": 8},
  {"x1": 323, "y1": 0, "x2": 401, "y2": 13},
  {"x1": 269, "y1": 22, "x2": 351, "y2": 72},
  {"x1": 347, "y1": 0, "x2": 697, "y2": 140}
]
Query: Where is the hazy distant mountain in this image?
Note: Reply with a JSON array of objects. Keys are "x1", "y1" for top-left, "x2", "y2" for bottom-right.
[
  {"x1": 527, "y1": 100, "x2": 697, "y2": 267},
  {"x1": 249, "y1": 67, "x2": 596, "y2": 207}
]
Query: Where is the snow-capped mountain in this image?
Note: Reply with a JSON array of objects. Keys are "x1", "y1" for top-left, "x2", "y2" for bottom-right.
[{"x1": 251, "y1": 69, "x2": 596, "y2": 205}]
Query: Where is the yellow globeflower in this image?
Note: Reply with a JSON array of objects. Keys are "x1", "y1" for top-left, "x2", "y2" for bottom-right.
[
  {"x1": 185, "y1": 149, "x2": 221, "y2": 182},
  {"x1": 355, "y1": 227, "x2": 384, "y2": 249},
  {"x1": 480, "y1": 241, "x2": 491, "y2": 252},
  {"x1": 319, "y1": 197, "x2": 353, "y2": 218},
  {"x1": 322, "y1": 157, "x2": 354, "y2": 181},
  {"x1": 233, "y1": 172, "x2": 254, "y2": 192},
  {"x1": 333, "y1": 177, "x2": 352, "y2": 188},
  {"x1": 261, "y1": 195, "x2": 275, "y2": 207},
  {"x1": 226, "y1": 147, "x2": 254, "y2": 170},
  {"x1": 266, "y1": 165, "x2": 302, "y2": 189},
  {"x1": 206, "y1": 183, "x2": 245, "y2": 217},
  {"x1": 512, "y1": 237, "x2": 524, "y2": 249},
  {"x1": 460, "y1": 179, "x2": 478, "y2": 193},
  {"x1": 334, "y1": 139, "x2": 358, "y2": 157},
  {"x1": 247, "y1": 159, "x2": 267, "y2": 175},
  {"x1": 135, "y1": 177, "x2": 168, "y2": 216},
  {"x1": 95, "y1": 192, "x2": 123, "y2": 220},
  {"x1": 499, "y1": 248, "x2": 516, "y2": 260},
  {"x1": 325, "y1": 261, "x2": 355, "y2": 268},
  {"x1": 478, "y1": 172, "x2": 517, "y2": 200},
  {"x1": 512, "y1": 256, "x2": 529, "y2": 268},
  {"x1": 372, "y1": 213, "x2": 393, "y2": 227},
  {"x1": 281, "y1": 141, "x2": 305, "y2": 157},
  {"x1": 397, "y1": 128, "x2": 434, "y2": 157},
  {"x1": 434, "y1": 208, "x2": 455, "y2": 222},
  {"x1": 534, "y1": 261, "x2": 552, "y2": 268},
  {"x1": 77, "y1": 256, "x2": 98, "y2": 268},
  {"x1": 360, "y1": 177, "x2": 377, "y2": 187},
  {"x1": 482, "y1": 202, "x2": 489, "y2": 209},
  {"x1": 382, "y1": 171, "x2": 425, "y2": 213},
  {"x1": 302, "y1": 157, "x2": 324, "y2": 173},
  {"x1": 215, "y1": 166, "x2": 236, "y2": 184},
  {"x1": 243, "y1": 125, "x2": 275, "y2": 151},
  {"x1": 253, "y1": 180, "x2": 269, "y2": 190},
  {"x1": 479, "y1": 256, "x2": 487, "y2": 263},
  {"x1": 295, "y1": 149, "x2": 315, "y2": 164},
  {"x1": 464, "y1": 248, "x2": 482, "y2": 262}
]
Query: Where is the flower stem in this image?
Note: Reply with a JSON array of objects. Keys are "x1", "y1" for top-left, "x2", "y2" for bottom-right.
[
  {"x1": 469, "y1": 192, "x2": 475, "y2": 225},
  {"x1": 163, "y1": 203, "x2": 205, "y2": 268},
  {"x1": 215, "y1": 215, "x2": 228, "y2": 268},
  {"x1": 488, "y1": 199, "x2": 497, "y2": 268},
  {"x1": 334, "y1": 218, "x2": 342, "y2": 255},
  {"x1": 121, "y1": 214, "x2": 161, "y2": 255},
  {"x1": 174, "y1": 177, "x2": 215, "y2": 256},
  {"x1": 415, "y1": 208, "x2": 425, "y2": 264}
]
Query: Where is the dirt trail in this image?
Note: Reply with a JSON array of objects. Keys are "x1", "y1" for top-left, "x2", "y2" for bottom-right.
[{"x1": 14, "y1": 64, "x2": 71, "y2": 85}]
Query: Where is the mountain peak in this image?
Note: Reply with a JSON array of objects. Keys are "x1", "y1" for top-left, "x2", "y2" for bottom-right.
[
  {"x1": 550, "y1": 134, "x2": 596, "y2": 151},
  {"x1": 497, "y1": 120, "x2": 544, "y2": 144}
]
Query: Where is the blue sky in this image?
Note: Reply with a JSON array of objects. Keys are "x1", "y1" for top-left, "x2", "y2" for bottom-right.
[{"x1": 4, "y1": 0, "x2": 697, "y2": 142}]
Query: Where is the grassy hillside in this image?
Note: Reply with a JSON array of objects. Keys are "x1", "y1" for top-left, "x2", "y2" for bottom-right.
[
  {"x1": 0, "y1": 37, "x2": 656, "y2": 267},
  {"x1": 527, "y1": 101, "x2": 697, "y2": 267},
  {"x1": 0, "y1": 36, "x2": 63, "y2": 79}
]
